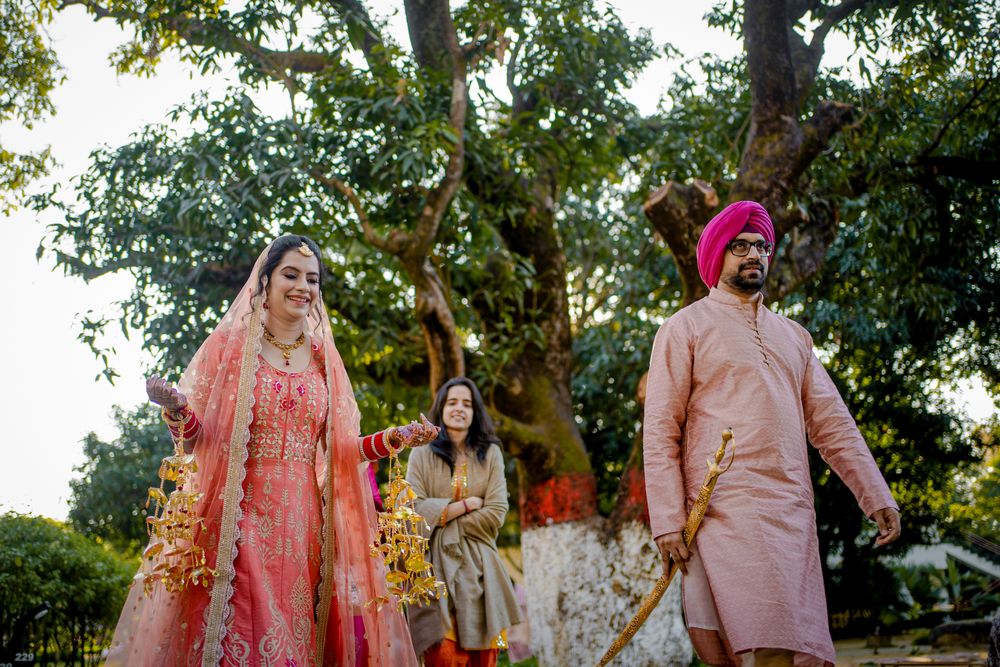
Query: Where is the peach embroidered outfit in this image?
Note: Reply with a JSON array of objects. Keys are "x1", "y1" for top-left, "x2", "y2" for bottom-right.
[
  {"x1": 643, "y1": 288, "x2": 897, "y2": 667},
  {"x1": 218, "y1": 349, "x2": 327, "y2": 663},
  {"x1": 106, "y1": 241, "x2": 418, "y2": 667}
]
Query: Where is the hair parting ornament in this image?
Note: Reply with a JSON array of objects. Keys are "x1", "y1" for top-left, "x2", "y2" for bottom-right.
[{"x1": 297, "y1": 242, "x2": 315, "y2": 257}]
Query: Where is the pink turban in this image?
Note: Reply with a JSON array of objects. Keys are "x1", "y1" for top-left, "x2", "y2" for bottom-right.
[{"x1": 696, "y1": 200, "x2": 775, "y2": 289}]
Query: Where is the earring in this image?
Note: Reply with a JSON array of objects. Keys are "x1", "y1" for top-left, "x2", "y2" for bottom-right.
[{"x1": 263, "y1": 301, "x2": 269, "y2": 310}]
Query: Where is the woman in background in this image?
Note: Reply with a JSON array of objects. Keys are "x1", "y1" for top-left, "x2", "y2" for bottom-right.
[{"x1": 406, "y1": 377, "x2": 522, "y2": 667}]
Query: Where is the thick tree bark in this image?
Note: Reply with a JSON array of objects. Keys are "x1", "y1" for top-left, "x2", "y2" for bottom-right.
[
  {"x1": 643, "y1": 179, "x2": 720, "y2": 306},
  {"x1": 400, "y1": 256, "x2": 465, "y2": 391}
]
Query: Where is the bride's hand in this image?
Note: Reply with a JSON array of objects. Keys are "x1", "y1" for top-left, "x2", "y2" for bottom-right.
[
  {"x1": 146, "y1": 376, "x2": 188, "y2": 412},
  {"x1": 391, "y1": 414, "x2": 440, "y2": 448}
]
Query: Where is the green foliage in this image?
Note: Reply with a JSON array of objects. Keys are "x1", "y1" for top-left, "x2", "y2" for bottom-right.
[
  {"x1": 894, "y1": 563, "x2": 946, "y2": 620},
  {"x1": 68, "y1": 406, "x2": 171, "y2": 554},
  {"x1": 0, "y1": 513, "x2": 134, "y2": 666},
  {"x1": 948, "y1": 421, "x2": 1000, "y2": 544},
  {"x1": 566, "y1": 191, "x2": 681, "y2": 506},
  {"x1": 781, "y1": 0, "x2": 1000, "y2": 597},
  {"x1": 0, "y1": 0, "x2": 61, "y2": 213}
]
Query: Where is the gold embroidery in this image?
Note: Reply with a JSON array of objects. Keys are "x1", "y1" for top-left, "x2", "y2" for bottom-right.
[
  {"x1": 208, "y1": 311, "x2": 329, "y2": 667},
  {"x1": 452, "y1": 461, "x2": 469, "y2": 501},
  {"x1": 203, "y1": 303, "x2": 261, "y2": 667}
]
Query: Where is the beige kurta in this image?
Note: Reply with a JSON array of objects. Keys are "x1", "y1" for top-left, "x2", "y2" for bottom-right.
[
  {"x1": 406, "y1": 443, "x2": 522, "y2": 658},
  {"x1": 643, "y1": 288, "x2": 897, "y2": 667}
]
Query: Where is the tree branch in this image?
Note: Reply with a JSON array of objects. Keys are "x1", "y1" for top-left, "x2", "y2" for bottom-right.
[
  {"x1": 921, "y1": 78, "x2": 993, "y2": 159},
  {"x1": 402, "y1": 0, "x2": 468, "y2": 260},
  {"x1": 63, "y1": 0, "x2": 332, "y2": 80},
  {"x1": 787, "y1": 0, "x2": 891, "y2": 105},
  {"x1": 808, "y1": 0, "x2": 883, "y2": 53},
  {"x1": 745, "y1": 0, "x2": 799, "y2": 128},
  {"x1": 310, "y1": 169, "x2": 408, "y2": 254},
  {"x1": 643, "y1": 179, "x2": 719, "y2": 306},
  {"x1": 506, "y1": 34, "x2": 532, "y2": 116},
  {"x1": 327, "y1": 0, "x2": 383, "y2": 67},
  {"x1": 796, "y1": 99, "x2": 854, "y2": 174}
]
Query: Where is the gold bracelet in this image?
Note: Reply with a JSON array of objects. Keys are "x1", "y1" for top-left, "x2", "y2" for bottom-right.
[
  {"x1": 386, "y1": 426, "x2": 405, "y2": 452},
  {"x1": 161, "y1": 406, "x2": 190, "y2": 427}
]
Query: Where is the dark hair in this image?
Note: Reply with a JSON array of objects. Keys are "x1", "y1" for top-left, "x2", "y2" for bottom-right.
[
  {"x1": 427, "y1": 377, "x2": 500, "y2": 470},
  {"x1": 253, "y1": 234, "x2": 325, "y2": 299}
]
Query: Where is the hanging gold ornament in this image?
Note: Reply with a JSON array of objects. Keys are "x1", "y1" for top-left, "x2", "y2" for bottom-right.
[
  {"x1": 134, "y1": 409, "x2": 216, "y2": 596},
  {"x1": 368, "y1": 449, "x2": 447, "y2": 611}
]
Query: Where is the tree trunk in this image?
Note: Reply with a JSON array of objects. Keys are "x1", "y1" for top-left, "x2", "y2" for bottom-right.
[
  {"x1": 515, "y1": 376, "x2": 691, "y2": 666},
  {"x1": 482, "y1": 196, "x2": 689, "y2": 664},
  {"x1": 401, "y1": 256, "x2": 465, "y2": 391}
]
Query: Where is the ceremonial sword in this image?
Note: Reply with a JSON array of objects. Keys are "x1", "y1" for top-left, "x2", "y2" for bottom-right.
[{"x1": 596, "y1": 428, "x2": 736, "y2": 667}]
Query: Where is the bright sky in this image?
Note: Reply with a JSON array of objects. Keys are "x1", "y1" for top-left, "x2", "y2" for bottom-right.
[{"x1": 0, "y1": 2, "x2": 994, "y2": 521}]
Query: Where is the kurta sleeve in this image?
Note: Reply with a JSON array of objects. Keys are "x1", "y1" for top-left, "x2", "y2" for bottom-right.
[
  {"x1": 801, "y1": 336, "x2": 898, "y2": 517},
  {"x1": 643, "y1": 317, "x2": 693, "y2": 539},
  {"x1": 456, "y1": 446, "x2": 508, "y2": 543},
  {"x1": 407, "y1": 448, "x2": 452, "y2": 529}
]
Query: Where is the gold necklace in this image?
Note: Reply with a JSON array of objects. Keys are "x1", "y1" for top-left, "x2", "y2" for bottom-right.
[{"x1": 263, "y1": 328, "x2": 306, "y2": 366}]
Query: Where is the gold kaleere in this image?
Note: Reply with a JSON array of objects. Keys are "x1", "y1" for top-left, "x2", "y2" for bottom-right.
[
  {"x1": 368, "y1": 448, "x2": 447, "y2": 611},
  {"x1": 134, "y1": 410, "x2": 216, "y2": 596},
  {"x1": 596, "y1": 428, "x2": 736, "y2": 667}
]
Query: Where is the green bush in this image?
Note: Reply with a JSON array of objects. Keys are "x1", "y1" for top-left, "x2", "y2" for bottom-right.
[{"x1": 0, "y1": 513, "x2": 135, "y2": 666}]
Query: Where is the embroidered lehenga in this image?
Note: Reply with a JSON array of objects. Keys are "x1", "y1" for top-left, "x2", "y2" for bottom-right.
[
  {"x1": 106, "y1": 241, "x2": 418, "y2": 667},
  {"x1": 220, "y1": 348, "x2": 327, "y2": 664}
]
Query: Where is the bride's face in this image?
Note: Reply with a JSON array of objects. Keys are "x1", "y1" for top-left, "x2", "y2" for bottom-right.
[{"x1": 265, "y1": 250, "x2": 321, "y2": 323}]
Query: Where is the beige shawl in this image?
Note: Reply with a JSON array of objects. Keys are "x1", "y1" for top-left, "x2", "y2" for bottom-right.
[{"x1": 405, "y1": 443, "x2": 522, "y2": 657}]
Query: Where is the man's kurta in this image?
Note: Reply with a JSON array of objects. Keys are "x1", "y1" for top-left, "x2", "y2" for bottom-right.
[{"x1": 643, "y1": 288, "x2": 897, "y2": 667}]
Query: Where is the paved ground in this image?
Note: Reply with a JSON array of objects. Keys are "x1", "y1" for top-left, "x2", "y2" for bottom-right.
[{"x1": 835, "y1": 632, "x2": 989, "y2": 667}]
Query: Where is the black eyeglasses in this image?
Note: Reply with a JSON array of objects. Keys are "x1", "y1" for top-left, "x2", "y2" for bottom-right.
[{"x1": 727, "y1": 239, "x2": 775, "y2": 257}]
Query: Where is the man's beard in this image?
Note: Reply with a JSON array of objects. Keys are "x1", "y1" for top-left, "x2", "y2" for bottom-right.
[{"x1": 723, "y1": 261, "x2": 767, "y2": 294}]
